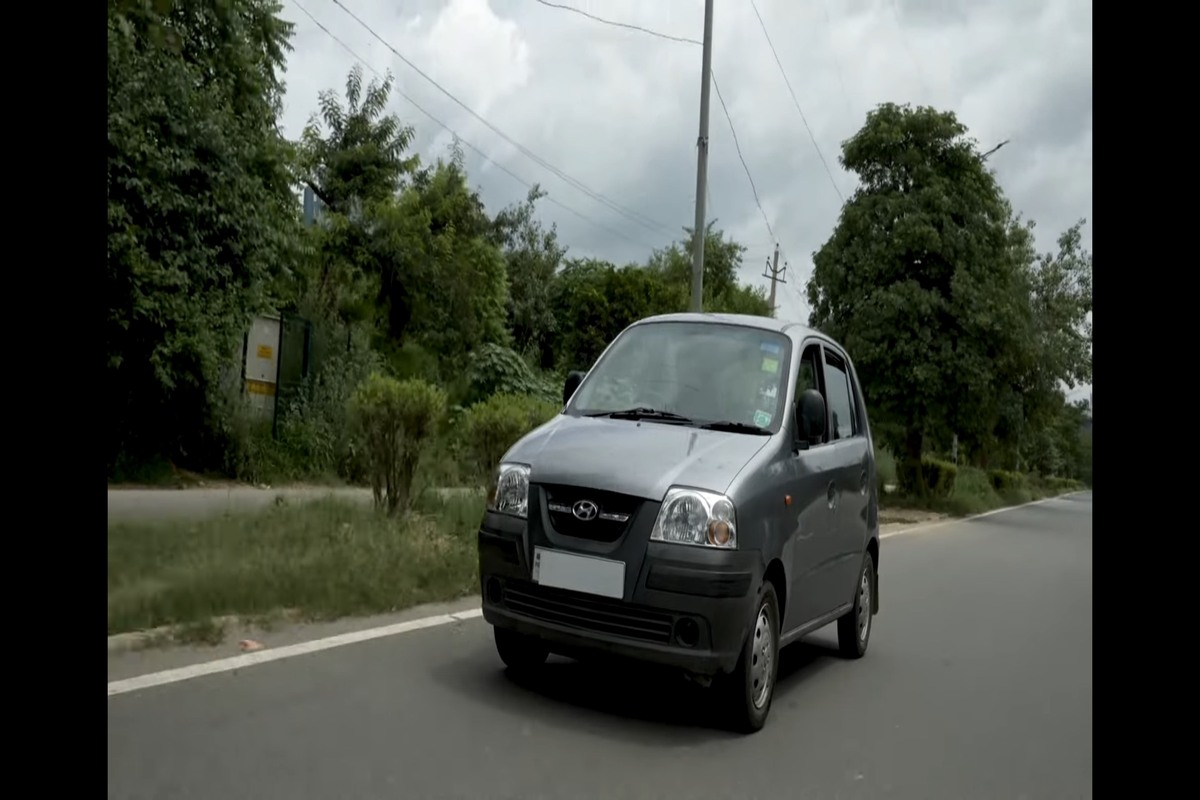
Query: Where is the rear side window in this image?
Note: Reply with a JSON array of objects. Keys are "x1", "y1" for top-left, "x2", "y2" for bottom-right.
[{"x1": 822, "y1": 350, "x2": 858, "y2": 441}]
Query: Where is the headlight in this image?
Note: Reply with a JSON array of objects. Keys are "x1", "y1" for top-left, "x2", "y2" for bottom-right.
[
  {"x1": 650, "y1": 487, "x2": 737, "y2": 549},
  {"x1": 487, "y1": 463, "x2": 531, "y2": 518}
]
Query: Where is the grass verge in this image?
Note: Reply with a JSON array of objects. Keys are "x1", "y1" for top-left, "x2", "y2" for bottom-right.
[
  {"x1": 108, "y1": 491, "x2": 485, "y2": 640},
  {"x1": 881, "y1": 463, "x2": 1085, "y2": 517}
]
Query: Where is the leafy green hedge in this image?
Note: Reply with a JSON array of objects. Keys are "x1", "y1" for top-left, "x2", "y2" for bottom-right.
[
  {"x1": 1037, "y1": 475, "x2": 1085, "y2": 494},
  {"x1": 988, "y1": 470, "x2": 1028, "y2": 492},
  {"x1": 456, "y1": 393, "x2": 561, "y2": 481},
  {"x1": 463, "y1": 344, "x2": 559, "y2": 406},
  {"x1": 898, "y1": 457, "x2": 958, "y2": 498}
]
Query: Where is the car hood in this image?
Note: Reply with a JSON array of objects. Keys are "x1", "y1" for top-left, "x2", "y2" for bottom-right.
[{"x1": 506, "y1": 414, "x2": 772, "y2": 500}]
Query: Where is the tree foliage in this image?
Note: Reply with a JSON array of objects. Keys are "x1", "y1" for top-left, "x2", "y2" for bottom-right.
[
  {"x1": 107, "y1": 0, "x2": 299, "y2": 472},
  {"x1": 807, "y1": 102, "x2": 1091, "y2": 481},
  {"x1": 300, "y1": 65, "x2": 418, "y2": 214},
  {"x1": 490, "y1": 186, "x2": 566, "y2": 368}
]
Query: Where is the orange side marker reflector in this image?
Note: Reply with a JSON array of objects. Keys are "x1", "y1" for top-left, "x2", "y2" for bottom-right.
[{"x1": 784, "y1": 495, "x2": 792, "y2": 506}]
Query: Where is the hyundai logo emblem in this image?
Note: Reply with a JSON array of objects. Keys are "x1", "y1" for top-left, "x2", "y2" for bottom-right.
[{"x1": 572, "y1": 500, "x2": 599, "y2": 521}]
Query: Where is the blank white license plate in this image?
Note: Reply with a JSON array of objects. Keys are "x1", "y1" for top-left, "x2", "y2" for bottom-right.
[{"x1": 532, "y1": 547, "x2": 626, "y2": 599}]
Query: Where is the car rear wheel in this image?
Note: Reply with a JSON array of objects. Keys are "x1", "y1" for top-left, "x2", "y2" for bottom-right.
[
  {"x1": 837, "y1": 552, "x2": 875, "y2": 659},
  {"x1": 721, "y1": 582, "x2": 780, "y2": 734},
  {"x1": 494, "y1": 627, "x2": 549, "y2": 671}
]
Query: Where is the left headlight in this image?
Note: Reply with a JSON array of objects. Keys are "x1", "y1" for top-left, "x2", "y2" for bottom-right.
[
  {"x1": 487, "y1": 463, "x2": 531, "y2": 518},
  {"x1": 650, "y1": 487, "x2": 737, "y2": 549}
]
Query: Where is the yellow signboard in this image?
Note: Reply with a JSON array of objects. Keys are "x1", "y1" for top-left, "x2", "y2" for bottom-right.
[
  {"x1": 256, "y1": 344, "x2": 274, "y2": 360},
  {"x1": 245, "y1": 379, "x2": 277, "y2": 397}
]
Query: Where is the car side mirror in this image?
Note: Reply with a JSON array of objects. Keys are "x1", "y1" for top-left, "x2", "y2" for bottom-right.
[
  {"x1": 795, "y1": 389, "x2": 826, "y2": 449},
  {"x1": 563, "y1": 370, "x2": 586, "y2": 406}
]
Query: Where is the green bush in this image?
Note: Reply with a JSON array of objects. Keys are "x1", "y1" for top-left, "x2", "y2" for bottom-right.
[
  {"x1": 898, "y1": 456, "x2": 958, "y2": 499},
  {"x1": 1042, "y1": 475, "x2": 1082, "y2": 493},
  {"x1": 988, "y1": 469, "x2": 1033, "y2": 504},
  {"x1": 988, "y1": 469, "x2": 1028, "y2": 492},
  {"x1": 220, "y1": 332, "x2": 382, "y2": 486},
  {"x1": 349, "y1": 374, "x2": 447, "y2": 515},
  {"x1": 874, "y1": 446, "x2": 897, "y2": 496},
  {"x1": 941, "y1": 465, "x2": 1001, "y2": 516},
  {"x1": 381, "y1": 340, "x2": 442, "y2": 385},
  {"x1": 457, "y1": 393, "x2": 560, "y2": 482},
  {"x1": 462, "y1": 344, "x2": 558, "y2": 406}
]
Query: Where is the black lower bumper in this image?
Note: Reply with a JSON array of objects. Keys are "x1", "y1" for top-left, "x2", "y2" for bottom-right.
[{"x1": 479, "y1": 527, "x2": 762, "y2": 676}]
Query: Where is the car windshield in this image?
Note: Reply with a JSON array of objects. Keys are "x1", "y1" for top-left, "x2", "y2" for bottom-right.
[{"x1": 567, "y1": 321, "x2": 792, "y2": 432}]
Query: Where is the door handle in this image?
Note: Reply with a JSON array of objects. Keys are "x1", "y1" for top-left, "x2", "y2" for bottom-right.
[
  {"x1": 860, "y1": 469, "x2": 868, "y2": 495},
  {"x1": 827, "y1": 480, "x2": 837, "y2": 510}
]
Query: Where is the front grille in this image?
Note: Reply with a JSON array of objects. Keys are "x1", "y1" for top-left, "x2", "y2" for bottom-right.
[
  {"x1": 540, "y1": 483, "x2": 642, "y2": 542},
  {"x1": 502, "y1": 579, "x2": 673, "y2": 644}
]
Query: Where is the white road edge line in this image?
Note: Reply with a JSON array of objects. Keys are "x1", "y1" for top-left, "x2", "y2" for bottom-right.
[{"x1": 108, "y1": 492, "x2": 1082, "y2": 698}]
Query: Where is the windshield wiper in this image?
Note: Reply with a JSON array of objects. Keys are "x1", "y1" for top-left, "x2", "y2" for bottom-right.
[
  {"x1": 585, "y1": 407, "x2": 694, "y2": 423},
  {"x1": 699, "y1": 420, "x2": 772, "y2": 435}
]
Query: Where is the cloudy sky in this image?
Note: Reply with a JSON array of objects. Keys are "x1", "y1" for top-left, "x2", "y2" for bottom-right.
[{"x1": 278, "y1": 0, "x2": 1092, "y2": 403}]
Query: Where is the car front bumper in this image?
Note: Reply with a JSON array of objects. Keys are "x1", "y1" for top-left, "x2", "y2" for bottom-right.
[{"x1": 478, "y1": 512, "x2": 764, "y2": 676}]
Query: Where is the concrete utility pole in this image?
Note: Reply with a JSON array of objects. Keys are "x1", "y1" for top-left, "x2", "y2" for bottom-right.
[
  {"x1": 762, "y1": 244, "x2": 787, "y2": 317},
  {"x1": 689, "y1": 0, "x2": 716, "y2": 313}
]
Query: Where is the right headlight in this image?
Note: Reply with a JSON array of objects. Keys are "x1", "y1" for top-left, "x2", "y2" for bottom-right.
[
  {"x1": 487, "y1": 463, "x2": 531, "y2": 518},
  {"x1": 650, "y1": 487, "x2": 737, "y2": 549}
]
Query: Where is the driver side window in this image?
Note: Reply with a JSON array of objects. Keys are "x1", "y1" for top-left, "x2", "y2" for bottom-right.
[{"x1": 794, "y1": 344, "x2": 827, "y2": 446}]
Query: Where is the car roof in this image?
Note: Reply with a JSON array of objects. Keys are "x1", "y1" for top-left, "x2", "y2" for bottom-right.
[{"x1": 631, "y1": 312, "x2": 823, "y2": 342}]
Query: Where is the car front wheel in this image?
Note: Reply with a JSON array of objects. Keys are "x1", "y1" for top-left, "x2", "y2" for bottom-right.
[{"x1": 721, "y1": 582, "x2": 781, "y2": 734}]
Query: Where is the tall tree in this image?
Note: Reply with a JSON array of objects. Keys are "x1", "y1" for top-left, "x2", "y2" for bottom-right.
[
  {"x1": 107, "y1": 0, "x2": 300, "y2": 473},
  {"x1": 806, "y1": 103, "x2": 1034, "y2": 476},
  {"x1": 647, "y1": 225, "x2": 772, "y2": 316},
  {"x1": 299, "y1": 64, "x2": 418, "y2": 214},
  {"x1": 1007, "y1": 219, "x2": 1093, "y2": 470},
  {"x1": 550, "y1": 259, "x2": 680, "y2": 370},
  {"x1": 381, "y1": 155, "x2": 512, "y2": 359},
  {"x1": 490, "y1": 185, "x2": 567, "y2": 368},
  {"x1": 297, "y1": 66, "x2": 420, "y2": 327}
]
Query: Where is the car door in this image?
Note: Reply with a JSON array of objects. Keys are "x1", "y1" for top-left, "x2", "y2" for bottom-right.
[
  {"x1": 820, "y1": 345, "x2": 871, "y2": 610},
  {"x1": 786, "y1": 341, "x2": 843, "y2": 628}
]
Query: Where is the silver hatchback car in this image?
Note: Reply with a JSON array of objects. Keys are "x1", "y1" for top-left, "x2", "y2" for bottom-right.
[{"x1": 477, "y1": 313, "x2": 880, "y2": 732}]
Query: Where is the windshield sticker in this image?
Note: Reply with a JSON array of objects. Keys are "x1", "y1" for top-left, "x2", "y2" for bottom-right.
[
  {"x1": 761, "y1": 357, "x2": 779, "y2": 374},
  {"x1": 760, "y1": 341, "x2": 782, "y2": 355},
  {"x1": 753, "y1": 410, "x2": 773, "y2": 428}
]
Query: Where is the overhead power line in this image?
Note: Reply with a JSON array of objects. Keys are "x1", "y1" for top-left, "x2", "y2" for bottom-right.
[
  {"x1": 530, "y1": 0, "x2": 701, "y2": 45},
  {"x1": 710, "y1": 72, "x2": 773, "y2": 242},
  {"x1": 817, "y1": 0, "x2": 856, "y2": 121},
  {"x1": 747, "y1": 0, "x2": 845, "y2": 204},
  {"x1": 888, "y1": 0, "x2": 931, "y2": 101},
  {"x1": 528, "y1": 0, "x2": 776, "y2": 248},
  {"x1": 291, "y1": 0, "x2": 658, "y2": 250},
  {"x1": 328, "y1": 0, "x2": 675, "y2": 238}
]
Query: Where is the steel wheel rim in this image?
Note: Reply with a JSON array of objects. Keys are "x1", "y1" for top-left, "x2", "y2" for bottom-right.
[
  {"x1": 750, "y1": 603, "x2": 774, "y2": 709},
  {"x1": 857, "y1": 567, "x2": 871, "y2": 643}
]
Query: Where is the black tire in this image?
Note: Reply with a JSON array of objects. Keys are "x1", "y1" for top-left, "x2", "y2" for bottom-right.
[
  {"x1": 836, "y1": 552, "x2": 875, "y2": 659},
  {"x1": 494, "y1": 627, "x2": 549, "y2": 671},
  {"x1": 720, "y1": 582, "x2": 781, "y2": 734}
]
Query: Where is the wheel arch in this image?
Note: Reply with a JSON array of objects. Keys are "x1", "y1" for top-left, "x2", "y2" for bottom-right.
[
  {"x1": 866, "y1": 536, "x2": 880, "y2": 614},
  {"x1": 763, "y1": 557, "x2": 787, "y2": 624}
]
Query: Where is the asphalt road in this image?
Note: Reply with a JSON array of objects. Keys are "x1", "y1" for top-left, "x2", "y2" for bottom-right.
[{"x1": 107, "y1": 493, "x2": 1092, "y2": 800}]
